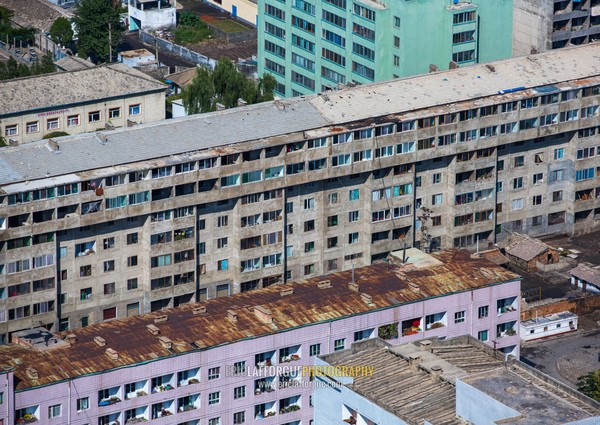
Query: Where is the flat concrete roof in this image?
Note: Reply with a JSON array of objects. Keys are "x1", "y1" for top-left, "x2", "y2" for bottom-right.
[{"x1": 1, "y1": 44, "x2": 600, "y2": 186}]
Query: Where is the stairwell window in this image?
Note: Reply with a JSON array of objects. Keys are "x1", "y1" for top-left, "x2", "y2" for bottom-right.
[{"x1": 88, "y1": 111, "x2": 101, "y2": 123}]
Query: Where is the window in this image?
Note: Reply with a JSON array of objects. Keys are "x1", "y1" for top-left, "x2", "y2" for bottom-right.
[
  {"x1": 310, "y1": 343, "x2": 321, "y2": 356},
  {"x1": 88, "y1": 111, "x2": 100, "y2": 122},
  {"x1": 553, "y1": 190, "x2": 563, "y2": 202},
  {"x1": 109, "y1": 107, "x2": 121, "y2": 119},
  {"x1": 514, "y1": 156, "x2": 524, "y2": 167},
  {"x1": 454, "y1": 10, "x2": 476, "y2": 24},
  {"x1": 512, "y1": 198, "x2": 524, "y2": 210},
  {"x1": 26, "y1": 121, "x2": 39, "y2": 133},
  {"x1": 432, "y1": 194, "x2": 443, "y2": 206},
  {"x1": 127, "y1": 278, "x2": 138, "y2": 290},
  {"x1": 453, "y1": 50, "x2": 475, "y2": 63},
  {"x1": 5, "y1": 124, "x2": 17, "y2": 136},
  {"x1": 208, "y1": 367, "x2": 220, "y2": 380},
  {"x1": 233, "y1": 361, "x2": 246, "y2": 375},
  {"x1": 127, "y1": 256, "x2": 138, "y2": 267},
  {"x1": 304, "y1": 264, "x2": 315, "y2": 275},
  {"x1": 233, "y1": 411, "x2": 245, "y2": 424},
  {"x1": 47, "y1": 118, "x2": 59, "y2": 130},
  {"x1": 48, "y1": 404, "x2": 61, "y2": 418},
  {"x1": 127, "y1": 233, "x2": 138, "y2": 245},
  {"x1": 234, "y1": 386, "x2": 245, "y2": 399},
  {"x1": 455, "y1": 311, "x2": 465, "y2": 324},
  {"x1": 478, "y1": 306, "x2": 489, "y2": 318},
  {"x1": 217, "y1": 259, "x2": 229, "y2": 271},
  {"x1": 103, "y1": 282, "x2": 115, "y2": 295},
  {"x1": 513, "y1": 177, "x2": 523, "y2": 189},
  {"x1": 478, "y1": 330, "x2": 489, "y2": 341},
  {"x1": 349, "y1": 189, "x2": 360, "y2": 201},
  {"x1": 77, "y1": 397, "x2": 89, "y2": 411},
  {"x1": 208, "y1": 392, "x2": 220, "y2": 405},
  {"x1": 217, "y1": 215, "x2": 228, "y2": 227},
  {"x1": 533, "y1": 173, "x2": 543, "y2": 185},
  {"x1": 334, "y1": 338, "x2": 345, "y2": 351},
  {"x1": 209, "y1": 419, "x2": 220, "y2": 425},
  {"x1": 304, "y1": 198, "x2": 315, "y2": 210},
  {"x1": 103, "y1": 260, "x2": 115, "y2": 273}
]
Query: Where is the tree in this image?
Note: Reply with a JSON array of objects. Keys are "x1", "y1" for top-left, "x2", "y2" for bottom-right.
[
  {"x1": 577, "y1": 369, "x2": 600, "y2": 401},
  {"x1": 31, "y1": 52, "x2": 56, "y2": 75},
  {"x1": 72, "y1": 0, "x2": 122, "y2": 63},
  {"x1": 180, "y1": 59, "x2": 276, "y2": 115},
  {"x1": 182, "y1": 67, "x2": 215, "y2": 114},
  {"x1": 49, "y1": 17, "x2": 73, "y2": 47}
]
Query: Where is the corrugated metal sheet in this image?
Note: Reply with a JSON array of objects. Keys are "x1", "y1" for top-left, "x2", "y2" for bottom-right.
[{"x1": 0, "y1": 250, "x2": 518, "y2": 390}]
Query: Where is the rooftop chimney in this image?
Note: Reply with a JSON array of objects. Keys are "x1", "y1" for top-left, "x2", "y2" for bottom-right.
[
  {"x1": 227, "y1": 309, "x2": 238, "y2": 323},
  {"x1": 26, "y1": 367, "x2": 38, "y2": 380},
  {"x1": 154, "y1": 315, "x2": 168, "y2": 324},
  {"x1": 317, "y1": 280, "x2": 331, "y2": 289},
  {"x1": 193, "y1": 305, "x2": 206, "y2": 315},
  {"x1": 146, "y1": 324, "x2": 160, "y2": 335},
  {"x1": 106, "y1": 348, "x2": 119, "y2": 360},
  {"x1": 94, "y1": 336, "x2": 106, "y2": 347},
  {"x1": 348, "y1": 282, "x2": 360, "y2": 292},
  {"x1": 361, "y1": 293, "x2": 373, "y2": 305},
  {"x1": 280, "y1": 287, "x2": 293, "y2": 297},
  {"x1": 158, "y1": 336, "x2": 172, "y2": 349}
]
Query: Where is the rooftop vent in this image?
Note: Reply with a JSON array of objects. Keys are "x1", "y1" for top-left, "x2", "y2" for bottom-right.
[
  {"x1": 154, "y1": 315, "x2": 168, "y2": 324},
  {"x1": 228, "y1": 310, "x2": 238, "y2": 323},
  {"x1": 26, "y1": 367, "x2": 38, "y2": 380},
  {"x1": 361, "y1": 293, "x2": 373, "y2": 305},
  {"x1": 46, "y1": 139, "x2": 59, "y2": 152},
  {"x1": 94, "y1": 336, "x2": 106, "y2": 347},
  {"x1": 65, "y1": 334, "x2": 77, "y2": 345},
  {"x1": 280, "y1": 287, "x2": 293, "y2": 297},
  {"x1": 106, "y1": 348, "x2": 119, "y2": 360},
  {"x1": 254, "y1": 305, "x2": 273, "y2": 324},
  {"x1": 146, "y1": 324, "x2": 160, "y2": 335},
  {"x1": 317, "y1": 280, "x2": 331, "y2": 289},
  {"x1": 193, "y1": 305, "x2": 206, "y2": 315},
  {"x1": 408, "y1": 281, "x2": 420, "y2": 291},
  {"x1": 348, "y1": 282, "x2": 360, "y2": 292},
  {"x1": 158, "y1": 336, "x2": 172, "y2": 349}
]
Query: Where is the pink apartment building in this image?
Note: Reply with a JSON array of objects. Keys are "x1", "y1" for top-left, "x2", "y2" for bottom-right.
[{"x1": 0, "y1": 250, "x2": 520, "y2": 425}]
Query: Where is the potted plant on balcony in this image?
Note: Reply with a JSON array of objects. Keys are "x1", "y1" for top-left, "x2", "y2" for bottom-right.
[
  {"x1": 136, "y1": 390, "x2": 147, "y2": 397},
  {"x1": 506, "y1": 328, "x2": 516, "y2": 336},
  {"x1": 266, "y1": 411, "x2": 275, "y2": 417},
  {"x1": 290, "y1": 354, "x2": 300, "y2": 361},
  {"x1": 188, "y1": 378, "x2": 199, "y2": 384}
]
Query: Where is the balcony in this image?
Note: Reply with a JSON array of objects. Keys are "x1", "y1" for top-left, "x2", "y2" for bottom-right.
[
  {"x1": 401, "y1": 318, "x2": 422, "y2": 336},
  {"x1": 151, "y1": 374, "x2": 174, "y2": 393},
  {"x1": 177, "y1": 368, "x2": 200, "y2": 387},
  {"x1": 497, "y1": 321, "x2": 517, "y2": 338},
  {"x1": 497, "y1": 297, "x2": 517, "y2": 316},
  {"x1": 279, "y1": 396, "x2": 301, "y2": 414},
  {"x1": 98, "y1": 386, "x2": 122, "y2": 407},
  {"x1": 425, "y1": 312, "x2": 447, "y2": 331},
  {"x1": 125, "y1": 407, "x2": 149, "y2": 425},
  {"x1": 255, "y1": 377, "x2": 276, "y2": 395},
  {"x1": 279, "y1": 345, "x2": 301, "y2": 363},
  {"x1": 151, "y1": 401, "x2": 175, "y2": 420},
  {"x1": 255, "y1": 401, "x2": 277, "y2": 420},
  {"x1": 255, "y1": 351, "x2": 276, "y2": 368},
  {"x1": 124, "y1": 380, "x2": 149, "y2": 400},
  {"x1": 177, "y1": 394, "x2": 200, "y2": 413}
]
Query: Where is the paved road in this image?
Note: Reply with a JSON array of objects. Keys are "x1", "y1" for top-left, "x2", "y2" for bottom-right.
[{"x1": 521, "y1": 328, "x2": 600, "y2": 388}]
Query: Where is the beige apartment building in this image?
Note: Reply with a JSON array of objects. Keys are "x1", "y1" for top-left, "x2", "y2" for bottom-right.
[
  {"x1": 0, "y1": 45, "x2": 600, "y2": 341},
  {"x1": 0, "y1": 63, "x2": 167, "y2": 145}
]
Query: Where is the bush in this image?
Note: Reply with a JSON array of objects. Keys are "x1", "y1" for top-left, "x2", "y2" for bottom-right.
[
  {"x1": 43, "y1": 131, "x2": 69, "y2": 139},
  {"x1": 173, "y1": 27, "x2": 212, "y2": 45}
]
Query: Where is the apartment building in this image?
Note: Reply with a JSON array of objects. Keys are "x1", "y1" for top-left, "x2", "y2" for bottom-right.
[
  {"x1": 514, "y1": 0, "x2": 600, "y2": 56},
  {"x1": 0, "y1": 252, "x2": 521, "y2": 425},
  {"x1": 0, "y1": 63, "x2": 167, "y2": 145},
  {"x1": 0, "y1": 44, "x2": 599, "y2": 335},
  {"x1": 257, "y1": 0, "x2": 514, "y2": 97}
]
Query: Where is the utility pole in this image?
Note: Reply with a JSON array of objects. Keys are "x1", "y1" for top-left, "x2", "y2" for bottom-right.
[{"x1": 108, "y1": 22, "x2": 112, "y2": 62}]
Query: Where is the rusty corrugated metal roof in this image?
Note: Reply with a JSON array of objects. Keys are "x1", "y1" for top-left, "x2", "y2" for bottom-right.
[{"x1": 0, "y1": 250, "x2": 519, "y2": 391}]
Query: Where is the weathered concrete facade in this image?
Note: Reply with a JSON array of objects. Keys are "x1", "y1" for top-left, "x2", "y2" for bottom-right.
[
  {"x1": 514, "y1": 0, "x2": 600, "y2": 55},
  {"x1": 0, "y1": 45, "x2": 599, "y2": 337}
]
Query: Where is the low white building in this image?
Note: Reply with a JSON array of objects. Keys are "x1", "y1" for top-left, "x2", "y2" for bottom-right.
[
  {"x1": 128, "y1": 0, "x2": 176, "y2": 31},
  {"x1": 118, "y1": 48, "x2": 156, "y2": 68},
  {"x1": 570, "y1": 263, "x2": 600, "y2": 294},
  {"x1": 520, "y1": 311, "x2": 578, "y2": 342}
]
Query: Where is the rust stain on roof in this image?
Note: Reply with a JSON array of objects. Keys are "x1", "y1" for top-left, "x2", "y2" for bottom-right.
[{"x1": 0, "y1": 250, "x2": 518, "y2": 391}]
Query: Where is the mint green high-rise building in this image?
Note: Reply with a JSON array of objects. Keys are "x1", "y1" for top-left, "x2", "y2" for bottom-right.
[{"x1": 258, "y1": 0, "x2": 514, "y2": 98}]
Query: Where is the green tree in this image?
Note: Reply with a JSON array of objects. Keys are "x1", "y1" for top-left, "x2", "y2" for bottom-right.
[
  {"x1": 72, "y1": 0, "x2": 122, "y2": 63},
  {"x1": 182, "y1": 67, "x2": 215, "y2": 114},
  {"x1": 31, "y1": 52, "x2": 56, "y2": 75},
  {"x1": 49, "y1": 17, "x2": 74, "y2": 47},
  {"x1": 577, "y1": 369, "x2": 600, "y2": 401},
  {"x1": 180, "y1": 59, "x2": 275, "y2": 115}
]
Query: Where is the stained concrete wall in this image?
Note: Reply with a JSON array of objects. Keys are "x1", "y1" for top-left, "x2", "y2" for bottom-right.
[{"x1": 513, "y1": 0, "x2": 553, "y2": 56}]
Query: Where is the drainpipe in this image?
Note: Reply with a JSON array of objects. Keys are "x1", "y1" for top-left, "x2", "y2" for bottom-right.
[
  {"x1": 493, "y1": 145, "x2": 500, "y2": 244},
  {"x1": 282, "y1": 187, "x2": 288, "y2": 283}
]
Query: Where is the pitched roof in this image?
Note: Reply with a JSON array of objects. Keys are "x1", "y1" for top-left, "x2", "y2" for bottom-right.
[
  {"x1": 0, "y1": 250, "x2": 518, "y2": 390},
  {"x1": 167, "y1": 67, "x2": 197, "y2": 88},
  {"x1": 54, "y1": 56, "x2": 95, "y2": 72},
  {"x1": 570, "y1": 263, "x2": 600, "y2": 286},
  {"x1": 0, "y1": 63, "x2": 166, "y2": 117},
  {"x1": 505, "y1": 234, "x2": 551, "y2": 262}
]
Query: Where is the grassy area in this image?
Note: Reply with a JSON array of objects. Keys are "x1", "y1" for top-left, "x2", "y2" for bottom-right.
[
  {"x1": 206, "y1": 18, "x2": 248, "y2": 33},
  {"x1": 174, "y1": 27, "x2": 212, "y2": 44}
]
